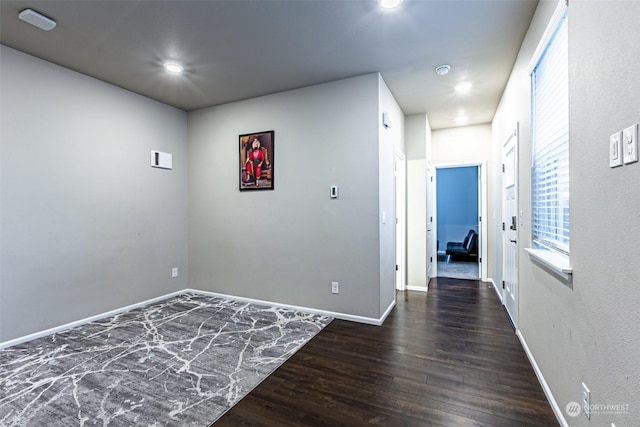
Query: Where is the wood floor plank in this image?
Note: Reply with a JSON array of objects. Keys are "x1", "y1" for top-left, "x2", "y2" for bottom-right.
[{"x1": 214, "y1": 278, "x2": 558, "y2": 426}]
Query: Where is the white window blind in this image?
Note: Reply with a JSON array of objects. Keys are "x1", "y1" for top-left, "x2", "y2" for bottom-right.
[{"x1": 531, "y1": 9, "x2": 569, "y2": 255}]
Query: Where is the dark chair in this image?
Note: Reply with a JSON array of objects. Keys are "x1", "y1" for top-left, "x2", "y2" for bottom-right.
[{"x1": 445, "y1": 230, "x2": 478, "y2": 262}]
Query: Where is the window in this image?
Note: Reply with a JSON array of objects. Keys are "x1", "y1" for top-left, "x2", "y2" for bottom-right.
[{"x1": 531, "y1": 5, "x2": 569, "y2": 256}]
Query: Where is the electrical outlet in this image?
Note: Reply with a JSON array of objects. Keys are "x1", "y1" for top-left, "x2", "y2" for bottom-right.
[
  {"x1": 331, "y1": 281, "x2": 339, "y2": 294},
  {"x1": 623, "y1": 124, "x2": 638, "y2": 164},
  {"x1": 582, "y1": 382, "x2": 590, "y2": 419},
  {"x1": 172, "y1": 267, "x2": 178, "y2": 278}
]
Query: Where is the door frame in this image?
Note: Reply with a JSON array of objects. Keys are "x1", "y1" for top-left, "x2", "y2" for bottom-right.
[
  {"x1": 501, "y1": 124, "x2": 519, "y2": 328},
  {"x1": 426, "y1": 161, "x2": 437, "y2": 282},
  {"x1": 394, "y1": 149, "x2": 407, "y2": 291},
  {"x1": 433, "y1": 161, "x2": 488, "y2": 281}
]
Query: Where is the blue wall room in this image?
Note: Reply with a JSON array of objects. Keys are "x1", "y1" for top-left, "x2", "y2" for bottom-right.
[{"x1": 436, "y1": 166, "x2": 479, "y2": 250}]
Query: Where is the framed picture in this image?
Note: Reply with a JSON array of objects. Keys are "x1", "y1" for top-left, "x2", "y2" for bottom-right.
[{"x1": 239, "y1": 130, "x2": 274, "y2": 191}]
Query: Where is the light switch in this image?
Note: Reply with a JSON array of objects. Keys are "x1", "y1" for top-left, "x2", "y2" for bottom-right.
[
  {"x1": 610, "y1": 131, "x2": 623, "y2": 168},
  {"x1": 330, "y1": 185, "x2": 339, "y2": 199},
  {"x1": 382, "y1": 112, "x2": 391, "y2": 129},
  {"x1": 151, "y1": 150, "x2": 173, "y2": 169},
  {"x1": 623, "y1": 124, "x2": 638, "y2": 164}
]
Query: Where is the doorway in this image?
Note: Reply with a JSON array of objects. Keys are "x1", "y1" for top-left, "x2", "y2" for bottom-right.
[{"x1": 435, "y1": 164, "x2": 486, "y2": 280}]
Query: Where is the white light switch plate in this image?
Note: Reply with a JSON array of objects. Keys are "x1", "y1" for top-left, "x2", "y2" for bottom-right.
[
  {"x1": 330, "y1": 185, "x2": 338, "y2": 199},
  {"x1": 623, "y1": 124, "x2": 638, "y2": 164},
  {"x1": 610, "y1": 132, "x2": 623, "y2": 167},
  {"x1": 582, "y1": 382, "x2": 591, "y2": 419},
  {"x1": 151, "y1": 150, "x2": 173, "y2": 169}
]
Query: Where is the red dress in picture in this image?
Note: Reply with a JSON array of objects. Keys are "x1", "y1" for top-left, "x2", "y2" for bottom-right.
[{"x1": 245, "y1": 145, "x2": 265, "y2": 183}]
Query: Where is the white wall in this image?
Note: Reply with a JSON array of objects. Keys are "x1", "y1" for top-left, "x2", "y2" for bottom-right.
[
  {"x1": 432, "y1": 124, "x2": 493, "y2": 278},
  {"x1": 493, "y1": 1, "x2": 640, "y2": 425},
  {"x1": 378, "y1": 75, "x2": 404, "y2": 314},
  {"x1": 188, "y1": 73, "x2": 393, "y2": 321},
  {"x1": 406, "y1": 114, "x2": 429, "y2": 288},
  {"x1": 406, "y1": 114, "x2": 427, "y2": 160},
  {"x1": 0, "y1": 47, "x2": 189, "y2": 342},
  {"x1": 431, "y1": 124, "x2": 492, "y2": 166}
]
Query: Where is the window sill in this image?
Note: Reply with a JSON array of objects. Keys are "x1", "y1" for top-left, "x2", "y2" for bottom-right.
[{"x1": 524, "y1": 248, "x2": 572, "y2": 275}]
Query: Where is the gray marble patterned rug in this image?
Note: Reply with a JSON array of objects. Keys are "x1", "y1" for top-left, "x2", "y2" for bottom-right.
[
  {"x1": 0, "y1": 293, "x2": 332, "y2": 426},
  {"x1": 437, "y1": 261, "x2": 479, "y2": 280}
]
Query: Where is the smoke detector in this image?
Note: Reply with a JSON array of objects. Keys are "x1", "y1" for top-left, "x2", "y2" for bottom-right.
[
  {"x1": 19, "y1": 9, "x2": 56, "y2": 31},
  {"x1": 434, "y1": 64, "x2": 451, "y2": 76}
]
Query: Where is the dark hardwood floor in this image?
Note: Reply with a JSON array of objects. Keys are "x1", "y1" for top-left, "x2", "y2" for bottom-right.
[{"x1": 215, "y1": 278, "x2": 558, "y2": 426}]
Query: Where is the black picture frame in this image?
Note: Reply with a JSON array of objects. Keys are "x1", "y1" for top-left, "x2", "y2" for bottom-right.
[{"x1": 239, "y1": 130, "x2": 274, "y2": 191}]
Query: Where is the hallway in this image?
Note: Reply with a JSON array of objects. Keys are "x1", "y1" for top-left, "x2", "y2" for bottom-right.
[{"x1": 216, "y1": 278, "x2": 558, "y2": 426}]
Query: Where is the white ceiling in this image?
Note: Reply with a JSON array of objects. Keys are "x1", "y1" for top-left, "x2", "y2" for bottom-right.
[{"x1": 0, "y1": 0, "x2": 538, "y2": 130}]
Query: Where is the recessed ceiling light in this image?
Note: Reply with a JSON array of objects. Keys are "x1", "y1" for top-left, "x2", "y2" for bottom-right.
[
  {"x1": 164, "y1": 62, "x2": 184, "y2": 74},
  {"x1": 455, "y1": 82, "x2": 473, "y2": 93},
  {"x1": 18, "y1": 9, "x2": 56, "y2": 31},
  {"x1": 456, "y1": 115, "x2": 469, "y2": 125},
  {"x1": 434, "y1": 65, "x2": 451, "y2": 76},
  {"x1": 378, "y1": 0, "x2": 403, "y2": 9}
]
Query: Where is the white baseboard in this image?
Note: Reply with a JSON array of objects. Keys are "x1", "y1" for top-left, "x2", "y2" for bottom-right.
[
  {"x1": 0, "y1": 287, "x2": 398, "y2": 350},
  {"x1": 406, "y1": 285, "x2": 428, "y2": 292},
  {"x1": 487, "y1": 278, "x2": 504, "y2": 303},
  {"x1": 516, "y1": 330, "x2": 568, "y2": 427},
  {"x1": 379, "y1": 298, "x2": 396, "y2": 325},
  {"x1": 187, "y1": 288, "x2": 394, "y2": 326},
  {"x1": 0, "y1": 290, "x2": 184, "y2": 350}
]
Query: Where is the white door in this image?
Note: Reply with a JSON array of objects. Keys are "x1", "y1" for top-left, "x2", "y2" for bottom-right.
[
  {"x1": 426, "y1": 162, "x2": 436, "y2": 281},
  {"x1": 395, "y1": 150, "x2": 406, "y2": 291},
  {"x1": 502, "y1": 125, "x2": 519, "y2": 327}
]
